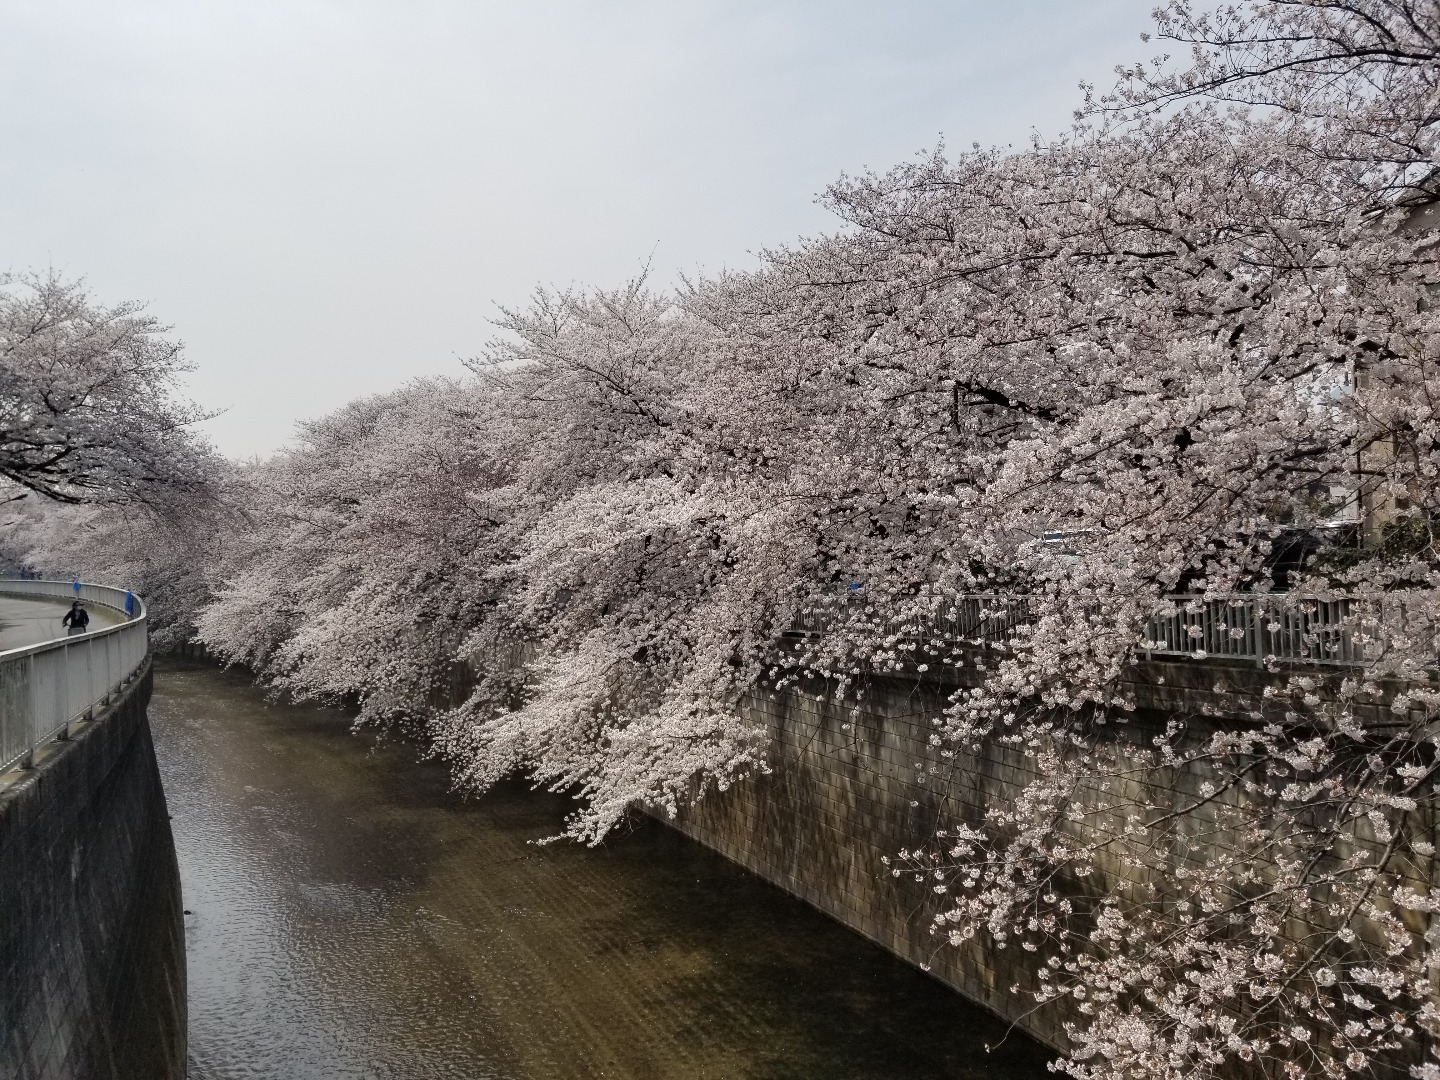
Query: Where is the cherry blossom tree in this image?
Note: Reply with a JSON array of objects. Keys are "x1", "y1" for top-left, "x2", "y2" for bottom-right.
[
  {"x1": 1107, "y1": 0, "x2": 1439, "y2": 200},
  {"x1": 195, "y1": 379, "x2": 514, "y2": 723},
  {"x1": 0, "y1": 272, "x2": 214, "y2": 506}
]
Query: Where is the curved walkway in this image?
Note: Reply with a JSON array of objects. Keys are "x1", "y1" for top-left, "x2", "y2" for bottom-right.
[{"x1": 0, "y1": 594, "x2": 124, "y2": 652}]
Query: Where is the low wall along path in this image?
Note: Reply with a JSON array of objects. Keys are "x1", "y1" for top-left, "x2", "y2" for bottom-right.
[{"x1": 0, "y1": 582, "x2": 186, "y2": 1080}]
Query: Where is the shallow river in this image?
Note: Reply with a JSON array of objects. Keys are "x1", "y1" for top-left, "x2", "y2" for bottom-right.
[{"x1": 150, "y1": 661, "x2": 1050, "y2": 1080}]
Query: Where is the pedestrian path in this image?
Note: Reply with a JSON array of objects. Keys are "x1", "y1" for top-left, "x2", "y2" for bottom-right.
[{"x1": 0, "y1": 595, "x2": 124, "y2": 652}]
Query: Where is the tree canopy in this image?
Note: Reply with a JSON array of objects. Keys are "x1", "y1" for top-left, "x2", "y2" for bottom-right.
[
  {"x1": 0, "y1": 272, "x2": 214, "y2": 506},
  {"x1": 20, "y1": 3, "x2": 1440, "y2": 1077}
]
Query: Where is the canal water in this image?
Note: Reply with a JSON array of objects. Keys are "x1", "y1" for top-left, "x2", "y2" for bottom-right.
[{"x1": 150, "y1": 661, "x2": 1051, "y2": 1080}]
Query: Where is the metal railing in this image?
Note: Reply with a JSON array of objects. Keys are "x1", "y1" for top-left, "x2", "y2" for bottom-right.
[
  {"x1": 794, "y1": 593, "x2": 1406, "y2": 669},
  {"x1": 1140, "y1": 595, "x2": 1367, "y2": 666},
  {"x1": 0, "y1": 580, "x2": 148, "y2": 774}
]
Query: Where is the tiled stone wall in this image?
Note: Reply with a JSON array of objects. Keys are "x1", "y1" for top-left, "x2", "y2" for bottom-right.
[{"x1": 0, "y1": 665, "x2": 187, "y2": 1079}]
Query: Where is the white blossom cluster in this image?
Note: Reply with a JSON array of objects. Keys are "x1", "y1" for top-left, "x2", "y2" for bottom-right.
[
  {"x1": 0, "y1": 272, "x2": 214, "y2": 507},
  {"x1": 19, "y1": 3, "x2": 1440, "y2": 1076}
]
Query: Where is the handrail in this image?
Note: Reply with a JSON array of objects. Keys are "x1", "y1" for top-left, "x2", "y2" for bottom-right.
[
  {"x1": 1140, "y1": 594, "x2": 1368, "y2": 667},
  {"x1": 0, "y1": 580, "x2": 148, "y2": 775},
  {"x1": 794, "y1": 592, "x2": 1423, "y2": 669}
]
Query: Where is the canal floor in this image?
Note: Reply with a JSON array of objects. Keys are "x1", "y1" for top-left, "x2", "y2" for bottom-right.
[{"x1": 150, "y1": 660, "x2": 1051, "y2": 1080}]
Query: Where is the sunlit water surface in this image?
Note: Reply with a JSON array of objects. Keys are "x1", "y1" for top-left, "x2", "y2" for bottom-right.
[{"x1": 151, "y1": 661, "x2": 1050, "y2": 1080}]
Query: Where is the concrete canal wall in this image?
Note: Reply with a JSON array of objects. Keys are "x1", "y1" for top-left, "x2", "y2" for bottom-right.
[
  {"x1": 0, "y1": 664, "x2": 187, "y2": 1079},
  {"x1": 660, "y1": 655, "x2": 1397, "y2": 1055},
  {"x1": 664, "y1": 671, "x2": 1079, "y2": 1049}
]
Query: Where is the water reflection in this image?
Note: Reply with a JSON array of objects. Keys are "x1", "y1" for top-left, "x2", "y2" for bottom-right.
[{"x1": 151, "y1": 660, "x2": 1050, "y2": 1080}]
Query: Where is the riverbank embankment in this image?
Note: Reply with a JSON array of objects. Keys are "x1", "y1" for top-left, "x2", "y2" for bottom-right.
[{"x1": 0, "y1": 663, "x2": 186, "y2": 1079}]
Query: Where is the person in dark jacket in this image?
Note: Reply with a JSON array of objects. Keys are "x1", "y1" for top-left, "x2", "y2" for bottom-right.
[{"x1": 62, "y1": 601, "x2": 90, "y2": 635}]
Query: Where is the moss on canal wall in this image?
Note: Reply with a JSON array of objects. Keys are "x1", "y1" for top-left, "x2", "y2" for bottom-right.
[{"x1": 0, "y1": 664, "x2": 187, "y2": 1080}]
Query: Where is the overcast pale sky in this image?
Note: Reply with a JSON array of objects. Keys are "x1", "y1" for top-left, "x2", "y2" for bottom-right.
[{"x1": 1, "y1": 1, "x2": 1158, "y2": 458}]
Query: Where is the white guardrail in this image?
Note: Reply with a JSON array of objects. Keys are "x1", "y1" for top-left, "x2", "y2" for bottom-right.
[
  {"x1": 0, "y1": 580, "x2": 148, "y2": 775},
  {"x1": 795, "y1": 594, "x2": 1396, "y2": 668}
]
